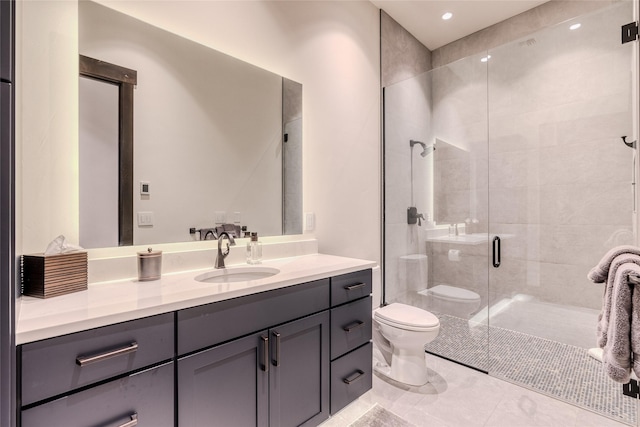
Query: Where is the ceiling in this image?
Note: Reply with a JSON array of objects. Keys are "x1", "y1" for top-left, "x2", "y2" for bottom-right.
[{"x1": 370, "y1": 0, "x2": 549, "y2": 50}]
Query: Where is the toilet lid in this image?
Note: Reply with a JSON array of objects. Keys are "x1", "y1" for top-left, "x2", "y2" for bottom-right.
[
  {"x1": 429, "y1": 285, "x2": 480, "y2": 302},
  {"x1": 375, "y1": 303, "x2": 439, "y2": 329}
]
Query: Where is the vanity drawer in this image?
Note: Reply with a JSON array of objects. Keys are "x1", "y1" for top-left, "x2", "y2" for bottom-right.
[
  {"x1": 21, "y1": 362, "x2": 173, "y2": 427},
  {"x1": 331, "y1": 269, "x2": 372, "y2": 306},
  {"x1": 331, "y1": 296, "x2": 372, "y2": 360},
  {"x1": 330, "y1": 342, "x2": 372, "y2": 415},
  {"x1": 178, "y1": 278, "x2": 330, "y2": 355},
  {"x1": 21, "y1": 312, "x2": 174, "y2": 406}
]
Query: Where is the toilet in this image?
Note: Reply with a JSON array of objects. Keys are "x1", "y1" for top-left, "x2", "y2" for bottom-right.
[
  {"x1": 373, "y1": 302, "x2": 440, "y2": 386},
  {"x1": 421, "y1": 284, "x2": 481, "y2": 319},
  {"x1": 398, "y1": 254, "x2": 481, "y2": 319}
]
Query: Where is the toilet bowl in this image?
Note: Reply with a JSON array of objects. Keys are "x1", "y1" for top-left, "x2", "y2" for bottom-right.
[
  {"x1": 373, "y1": 302, "x2": 440, "y2": 386},
  {"x1": 420, "y1": 284, "x2": 481, "y2": 319}
]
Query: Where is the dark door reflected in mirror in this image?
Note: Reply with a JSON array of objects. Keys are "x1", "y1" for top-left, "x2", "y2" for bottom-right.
[{"x1": 79, "y1": 56, "x2": 136, "y2": 248}]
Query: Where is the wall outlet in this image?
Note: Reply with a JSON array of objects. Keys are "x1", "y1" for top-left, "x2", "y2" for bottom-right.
[
  {"x1": 304, "y1": 212, "x2": 315, "y2": 231},
  {"x1": 137, "y1": 212, "x2": 154, "y2": 227}
]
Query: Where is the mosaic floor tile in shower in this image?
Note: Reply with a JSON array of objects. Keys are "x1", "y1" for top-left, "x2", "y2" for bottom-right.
[{"x1": 424, "y1": 314, "x2": 637, "y2": 425}]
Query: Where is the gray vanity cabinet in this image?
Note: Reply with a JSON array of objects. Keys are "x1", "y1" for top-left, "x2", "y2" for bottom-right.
[
  {"x1": 178, "y1": 311, "x2": 330, "y2": 427},
  {"x1": 177, "y1": 280, "x2": 332, "y2": 427},
  {"x1": 178, "y1": 331, "x2": 269, "y2": 427},
  {"x1": 328, "y1": 269, "x2": 373, "y2": 414},
  {"x1": 19, "y1": 313, "x2": 174, "y2": 427},
  {"x1": 17, "y1": 268, "x2": 373, "y2": 426},
  {"x1": 268, "y1": 311, "x2": 330, "y2": 427},
  {"x1": 21, "y1": 361, "x2": 174, "y2": 427}
]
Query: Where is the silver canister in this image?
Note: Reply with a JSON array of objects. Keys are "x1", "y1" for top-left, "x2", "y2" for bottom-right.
[{"x1": 137, "y1": 248, "x2": 162, "y2": 281}]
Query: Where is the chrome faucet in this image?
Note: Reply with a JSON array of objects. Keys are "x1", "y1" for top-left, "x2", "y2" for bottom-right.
[{"x1": 215, "y1": 232, "x2": 236, "y2": 269}]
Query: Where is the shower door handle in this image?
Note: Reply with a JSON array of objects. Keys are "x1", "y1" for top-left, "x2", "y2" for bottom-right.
[{"x1": 492, "y1": 236, "x2": 501, "y2": 268}]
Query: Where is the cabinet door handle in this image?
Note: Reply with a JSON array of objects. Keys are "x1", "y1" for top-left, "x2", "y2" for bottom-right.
[
  {"x1": 261, "y1": 335, "x2": 269, "y2": 373},
  {"x1": 343, "y1": 369, "x2": 365, "y2": 385},
  {"x1": 272, "y1": 331, "x2": 281, "y2": 367},
  {"x1": 344, "y1": 282, "x2": 366, "y2": 291},
  {"x1": 117, "y1": 413, "x2": 138, "y2": 427},
  {"x1": 76, "y1": 342, "x2": 138, "y2": 366},
  {"x1": 343, "y1": 320, "x2": 365, "y2": 332}
]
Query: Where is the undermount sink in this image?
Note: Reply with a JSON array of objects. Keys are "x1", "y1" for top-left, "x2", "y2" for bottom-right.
[{"x1": 195, "y1": 266, "x2": 280, "y2": 284}]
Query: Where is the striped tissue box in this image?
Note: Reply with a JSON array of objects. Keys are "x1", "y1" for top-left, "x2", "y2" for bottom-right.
[{"x1": 21, "y1": 252, "x2": 88, "y2": 298}]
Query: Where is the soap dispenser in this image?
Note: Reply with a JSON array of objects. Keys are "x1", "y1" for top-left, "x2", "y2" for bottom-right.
[{"x1": 246, "y1": 232, "x2": 262, "y2": 265}]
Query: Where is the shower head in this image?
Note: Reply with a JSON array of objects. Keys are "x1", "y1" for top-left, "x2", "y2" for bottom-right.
[
  {"x1": 420, "y1": 144, "x2": 436, "y2": 157},
  {"x1": 410, "y1": 139, "x2": 435, "y2": 157}
]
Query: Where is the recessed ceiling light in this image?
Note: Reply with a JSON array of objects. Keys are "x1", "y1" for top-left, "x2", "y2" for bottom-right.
[
  {"x1": 570, "y1": 23, "x2": 581, "y2": 30},
  {"x1": 442, "y1": 12, "x2": 453, "y2": 21},
  {"x1": 481, "y1": 55, "x2": 491, "y2": 63}
]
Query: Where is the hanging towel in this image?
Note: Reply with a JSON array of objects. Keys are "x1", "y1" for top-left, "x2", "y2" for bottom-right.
[
  {"x1": 596, "y1": 253, "x2": 640, "y2": 349},
  {"x1": 588, "y1": 245, "x2": 640, "y2": 283},
  {"x1": 601, "y1": 261, "x2": 640, "y2": 383}
]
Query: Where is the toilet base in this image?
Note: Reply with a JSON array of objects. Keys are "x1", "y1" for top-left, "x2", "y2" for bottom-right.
[
  {"x1": 373, "y1": 345, "x2": 429, "y2": 386},
  {"x1": 391, "y1": 348, "x2": 429, "y2": 386}
]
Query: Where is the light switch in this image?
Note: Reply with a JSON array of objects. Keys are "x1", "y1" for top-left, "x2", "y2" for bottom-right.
[{"x1": 137, "y1": 211, "x2": 154, "y2": 226}]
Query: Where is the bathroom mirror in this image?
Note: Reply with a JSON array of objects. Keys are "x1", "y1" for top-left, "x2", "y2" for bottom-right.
[
  {"x1": 433, "y1": 138, "x2": 472, "y2": 224},
  {"x1": 79, "y1": 1, "x2": 302, "y2": 248}
]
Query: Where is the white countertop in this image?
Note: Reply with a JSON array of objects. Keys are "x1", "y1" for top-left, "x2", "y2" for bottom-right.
[{"x1": 17, "y1": 254, "x2": 376, "y2": 345}]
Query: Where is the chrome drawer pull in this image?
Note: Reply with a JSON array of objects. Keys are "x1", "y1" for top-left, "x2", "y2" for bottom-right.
[
  {"x1": 343, "y1": 369, "x2": 365, "y2": 385},
  {"x1": 118, "y1": 413, "x2": 138, "y2": 427},
  {"x1": 344, "y1": 283, "x2": 366, "y2": 291},
  {"x1": 262, "y1": 335, "x2": 269, "y2": 373},
  {"x1": 343, "y1": 321, "x2": 365, "y2": 332},
  {"x1": 76, "y1": 342, "x2": 139, "y2": 366}
]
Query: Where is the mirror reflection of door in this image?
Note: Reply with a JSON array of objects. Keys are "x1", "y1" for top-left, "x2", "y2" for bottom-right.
[
  {"x1": 79, "y1": 76, "x2": 119, "y2": 248},
  {"x1": 79, "y1": 55, "x2": 136, "y2": 248}
]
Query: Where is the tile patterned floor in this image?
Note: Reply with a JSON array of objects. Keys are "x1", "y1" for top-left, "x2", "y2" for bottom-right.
[
  {"x1": 425, "y1": 315, "x2": 635, "y2": 424},
  {"x1": 323, "y1": 354, "x2": 631, "y2": 427}
]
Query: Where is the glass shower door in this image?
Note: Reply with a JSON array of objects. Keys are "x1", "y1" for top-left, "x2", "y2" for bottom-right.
[
  {"x1": 421, "y1": 52, "x2": 491, "y2": 372},
  {"x1": 486, "y1": 2, "x2": 638, "y2": 423},
  {"x1": 382, "y1": 51, "x2": 491, "y2": 374}
]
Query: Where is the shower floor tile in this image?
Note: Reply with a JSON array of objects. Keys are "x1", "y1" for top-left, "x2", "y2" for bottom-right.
[{"x1": 424, "y1": 315, "x2": 635, "y2": 425}]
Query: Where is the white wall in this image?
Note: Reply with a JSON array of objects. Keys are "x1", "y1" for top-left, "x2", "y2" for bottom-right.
[
  {"x1": 16, "y1": 0, "x2": 79, "y2": 256},
  {"x1": 17, "y1": 1, "x2": 381, "y2": 264}
]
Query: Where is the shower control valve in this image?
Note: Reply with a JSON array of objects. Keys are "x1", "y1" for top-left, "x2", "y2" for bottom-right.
[{"x1": 407, "y1": 207, "x2": 425, "y2": 226}]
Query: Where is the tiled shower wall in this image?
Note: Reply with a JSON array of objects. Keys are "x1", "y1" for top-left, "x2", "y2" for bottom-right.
[
  {"x1": 384, "y1": 1, "x2": 633, "y2": 312},
  {"x1": 381, "y1": 10, "x2": 433, "y2": 305},
  {"x1": 486, "y1": 2, "x2": 635, "y2": 310},
  {"x1": 429, "y1": 2, "x2": 634, "y2": 311}
]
